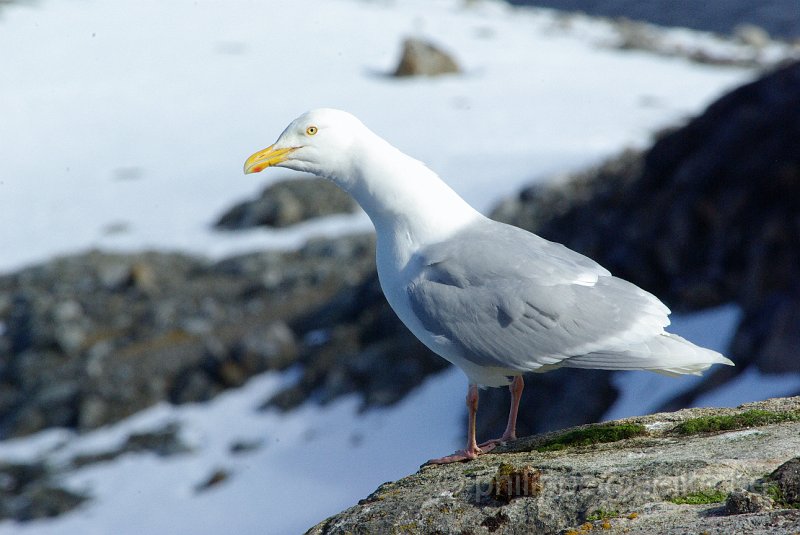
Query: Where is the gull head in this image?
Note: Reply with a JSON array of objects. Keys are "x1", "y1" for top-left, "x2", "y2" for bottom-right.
[{"x1": 244, "y1": 108, "x2": 368, "y2": 181}]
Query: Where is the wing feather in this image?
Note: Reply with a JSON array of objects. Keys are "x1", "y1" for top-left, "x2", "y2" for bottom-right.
[{"x1": 406, "y1": 220, "x2": 671, "y2": 372}]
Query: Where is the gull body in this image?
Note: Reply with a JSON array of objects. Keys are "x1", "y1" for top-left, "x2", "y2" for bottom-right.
[{"x1": 244, "y1": 108, "x2": 734, "y2": 463}]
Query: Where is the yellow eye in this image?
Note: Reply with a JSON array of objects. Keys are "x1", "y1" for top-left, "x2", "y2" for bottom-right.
[{"x1": 306, "y1": 125, "x2": 318, "y2": 136}]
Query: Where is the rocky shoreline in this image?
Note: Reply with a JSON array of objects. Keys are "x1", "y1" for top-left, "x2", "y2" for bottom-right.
[{"x1": 307, "y1": 396, "x2": 800, "y2": 535}]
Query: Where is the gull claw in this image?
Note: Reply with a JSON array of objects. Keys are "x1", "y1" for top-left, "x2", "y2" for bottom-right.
[{"x1": 424, "y1": 442, "x2": 496, "y2": 465}]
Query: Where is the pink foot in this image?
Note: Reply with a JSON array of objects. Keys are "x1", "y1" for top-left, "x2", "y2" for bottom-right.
[
  {"x1": 425, "y1": 443, "x2": 496, "y2": 465},
  {"x1": 478, "y1": 433, "x2": 515, "y2": 450}
]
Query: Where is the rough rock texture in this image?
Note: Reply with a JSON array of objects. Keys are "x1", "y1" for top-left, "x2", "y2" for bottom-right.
[
  {"x1": 392, "y1": 38, "x2": 461, "y2": 77},
  {"x1": 214, "y1": 176, "x2": 358, "y2": 230},
  {"x1": 725, "y1": 489, "x2": 774, "y2": 514},
  {"x1": 771, "y1": 457, "x2": 800, "y2": 505},
  {"x1": 492, "y1": 59, "x2": 800, "y2": 413},
  {"x1": 0, "y1": 461, "x2": 87, "y2": 522},
  {"x1": 308, "y1": 396, "x2": 800, "y2": 535},
  {"x1": 0, "y1": 235, "x2": 375, "y2": 437},
  {"x1": 264, "y1": 274, "x2": 447, "y2": 412},
  {"x1": 0, "y1": 421, "x2": 193, "y2": 522},
  {"x1": 69, "y1": 421, "x2": 191, "y2": 468}
]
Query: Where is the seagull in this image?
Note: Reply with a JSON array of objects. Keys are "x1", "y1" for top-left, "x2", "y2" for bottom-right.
[{"x1": 243, "y1": 109, "x2": 734, "y2": 464}]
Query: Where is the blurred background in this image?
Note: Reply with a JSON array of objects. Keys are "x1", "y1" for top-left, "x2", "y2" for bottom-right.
[{"x1": 0, "y1": 0, "x2": 798, "y2": 533}]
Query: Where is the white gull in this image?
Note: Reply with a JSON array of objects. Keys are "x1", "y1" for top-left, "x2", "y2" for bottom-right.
[{"x1": 243, "y1": 108, "x2": 734, "y2": 464}]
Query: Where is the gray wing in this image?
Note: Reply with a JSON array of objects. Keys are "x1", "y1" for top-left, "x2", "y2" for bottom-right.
[{"x1": 406, "y1": 220, "x2": 670, "y2": 371}]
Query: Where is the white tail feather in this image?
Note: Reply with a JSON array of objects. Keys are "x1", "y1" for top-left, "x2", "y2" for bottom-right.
[{"x1": 562, "y1": 332, "x2": 734, "y2": 375}]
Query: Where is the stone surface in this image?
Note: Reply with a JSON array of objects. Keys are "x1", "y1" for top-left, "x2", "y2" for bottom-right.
[
  {"x1": 0, "y1": 235, "x2": 376, "y2": 438},
  {"x1": 725, "y1": 489, "x2": 774, "y2": 514},
  {"x1": 263, "y1": 274, "x2": 448, "y2": 412},
  {"x1": 770, "y1": 457, "x2": 800, "y2": 505},
  {"x1": 392, "y1": 38, "x2": 461, "y2": 77},
  {"x1": 0, "y1": 421, "x2": 195, "y2": 523},
  {"x1": 214, "y1": 176, "x2": 358, "y2": 230},
  {"x1": 307, "y1": 396, "x2": 800, "y2": 535},
  {"x1": 0, "y1": 461, "x2": 87, "y2": 522},
  {"x1": 70, "y1": 422, "x2": 191, "y2": 469}
]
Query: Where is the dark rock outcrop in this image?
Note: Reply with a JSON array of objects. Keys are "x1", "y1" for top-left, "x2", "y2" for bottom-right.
[
  {"x1": 308, "y1": 396, "x2": 800, "y2": 535},
  {"x1": 492, "y1": 60, "x2": 800, "y2": 412},
  {"x1": 69, "y1": 421, "x2": 191, "y2": 468},
  {"x1": 770, "y1": 457, "x2": 800, "y2": 506},
  {"x1": 0, "y1": 421, "x2": 192, "y2": 523},
  {"x1": 0, "y1": 461, "x2": 87, "y2": 522},
  {"x1": 0, "y1": 235, "x2": 375, "y2": 437},
  {"x1": 265, "y1": 274, "x2": 447, "y2": 412},
  {"x1": 214, "y1": 176, "x2": 357, "y2": 230}
]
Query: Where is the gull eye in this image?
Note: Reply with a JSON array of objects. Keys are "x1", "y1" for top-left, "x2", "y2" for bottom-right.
[{"x1": 306, "y1": 125, "x2": 318, "y2": 136}]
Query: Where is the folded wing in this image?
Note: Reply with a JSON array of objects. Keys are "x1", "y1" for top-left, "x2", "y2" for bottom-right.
[{"x1": 407, "y1": 220, "x2": 728, "y2": 374}]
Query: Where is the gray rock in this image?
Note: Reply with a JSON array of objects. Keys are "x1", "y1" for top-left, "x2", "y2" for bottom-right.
[
  {"x1": 770, "y1": 457, "x2": 800, "y2": 505},
  {"x1": 307, "y1": 396, "x2": 800, "y2": 535},
  {"x1": 262, "y1": 273, "x2": 448, "y2": 413},
  {"x1": 70, "y1": 421, "x2": 191, "y2": 468},
  {"x1": 0, "y1": 235, "x2": 376, "y2": 438},
  {"x1": 392, "y1": 38, "x2": 461, "y2": 77},
  {"x1": 214, "y1": 176, "x2": 357, "y2": 230},
  {"x1": 124, "y1": 422, "x2": 191, "y2": 457},
  {"x1": 0, "y1": 461, "x2": 87, "y2": 522},
  {"x1": 95, "y1": 259, "x2": 134, "y2": 291},
  {"x1": 726, "y1": 488, "x2": 774, "y2": 514},
  {"x1": 0, "y1": 421, "x2": 195, "y2": 523},
  {"x1": 232, "y1": 321, "x2": 297, "y2": 372}
]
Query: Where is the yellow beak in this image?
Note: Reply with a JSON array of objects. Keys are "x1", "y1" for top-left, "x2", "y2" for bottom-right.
[{"x1": 243, "y1": 144, "x2": 297, "y2": 174}]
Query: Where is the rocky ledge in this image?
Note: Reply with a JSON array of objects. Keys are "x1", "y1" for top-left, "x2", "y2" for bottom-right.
[{"x1": 308, "y1": 396, "x2": 800, "y2": 535}]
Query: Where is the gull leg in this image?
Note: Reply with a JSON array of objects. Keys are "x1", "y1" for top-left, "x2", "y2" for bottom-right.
[
  {"x1": 426, "y1": 383, "x2": 484, "y2": 464},
  {"x1": 478, "y1": 375, "x2": 524, "y2": 448}
]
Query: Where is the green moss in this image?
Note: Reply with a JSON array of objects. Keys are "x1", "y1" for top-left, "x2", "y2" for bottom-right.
[
  {"x1": 495, "y1": 462, "x2": 516, "y2": 476},
  {"x1": 586, "y1": 509, "x2": 620, "y2": 521},
  {"x1": 765, "y1": 483, "x2": 785, "y2": 504},
  {"x1": 673, "y1": 409, "x2": 800, "y2": 435},
  {"x1": 762, "y1": 482, "x2": 800, "y2": 509},
  {"x1": 669, "y1": 489, "x2": 727, "y2": 505},
  {"x1": 535, "y1": 423, "x2": 647, "y2": 452}
]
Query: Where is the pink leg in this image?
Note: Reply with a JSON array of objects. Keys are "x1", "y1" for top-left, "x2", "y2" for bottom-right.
[
  {"x1": 479, "y1": 375, "x2": 524, "y2": 448},
  {"x1": 426, "y1": 383, "x2": 485, "y2": 464}
]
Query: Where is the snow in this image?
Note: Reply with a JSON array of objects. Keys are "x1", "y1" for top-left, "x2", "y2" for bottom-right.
[
  {"x1": 0, "y1": 0, "x2": 754, "y2": 274},
  {"x1": 0, "y1": 0, "x2": 789, "y2": 533},
  {"x1": 0, "y1": 368, "x2": 466, "y2": 535}
]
